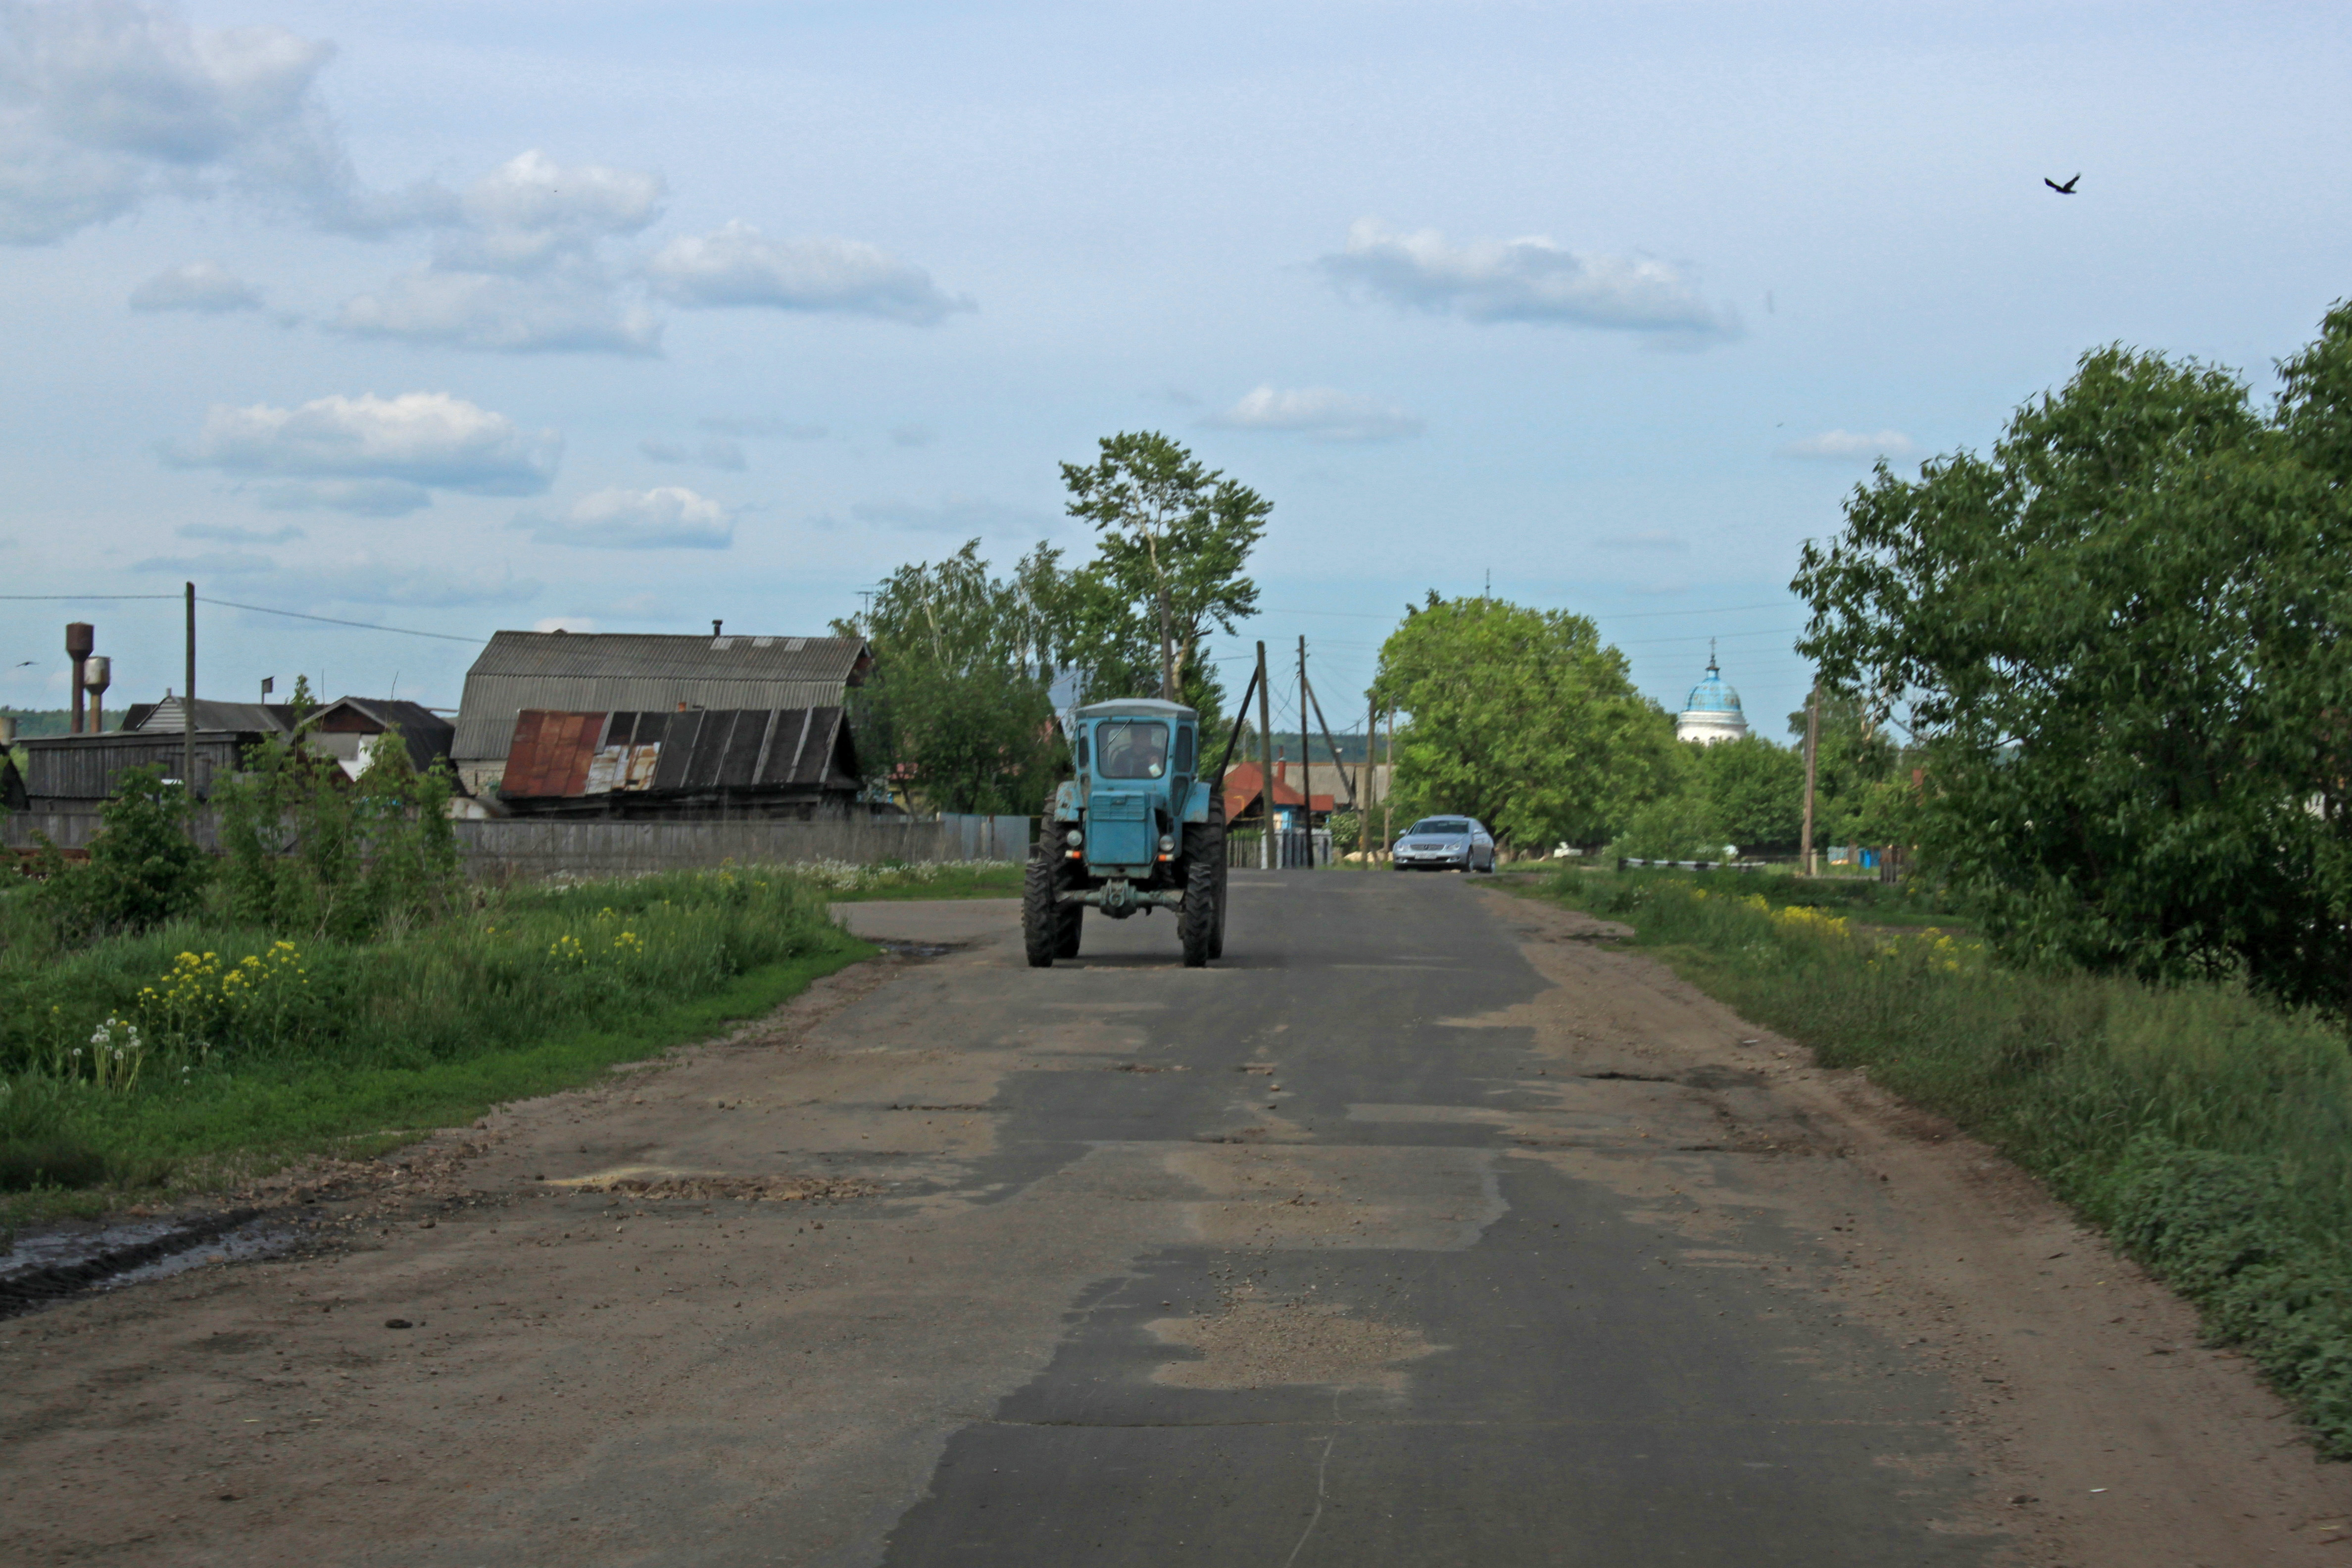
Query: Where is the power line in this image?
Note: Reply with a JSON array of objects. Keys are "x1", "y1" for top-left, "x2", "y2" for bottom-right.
[
  {"x1": 198, "y1": 598, "x2": 487, "y2": 644},
  {"x1": 2, "y1": 591, "x2": 486, "y2": 644}
]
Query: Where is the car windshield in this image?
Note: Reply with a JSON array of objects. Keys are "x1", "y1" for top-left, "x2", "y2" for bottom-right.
[
  {"x1": 1096, "y1": 720, "x2": 1170, "y2": 779},
  {"x1": 1411, "y1": 819, "x2": 1471, "y2": 835}
]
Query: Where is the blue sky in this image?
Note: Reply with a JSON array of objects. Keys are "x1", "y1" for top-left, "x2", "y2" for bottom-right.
[{"x1": 6, "y1": 0, "x2": 2350, "y2": 744}]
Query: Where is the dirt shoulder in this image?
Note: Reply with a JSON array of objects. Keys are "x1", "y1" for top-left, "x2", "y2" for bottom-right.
[{"x1": 1474, "y1": 886, "x2": 2352, "y2": 1566}]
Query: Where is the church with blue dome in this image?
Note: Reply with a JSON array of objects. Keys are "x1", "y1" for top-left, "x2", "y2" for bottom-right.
[{"x1": 1675, "y1": 646, "x2": 1749, "y2": 745}]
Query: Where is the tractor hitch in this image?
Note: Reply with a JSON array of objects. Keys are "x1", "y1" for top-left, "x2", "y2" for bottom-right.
[{"x1": 1059, "y1": 880, "x2": 1185, "y2": 918}]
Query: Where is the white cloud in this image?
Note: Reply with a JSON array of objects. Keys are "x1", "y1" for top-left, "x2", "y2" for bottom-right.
[
  {"x1": 846, "y1": 496, "x2": 1047, "y2": 535},
  {"x1": 1206, "y1": 386, "x2": 1423, "y2": 442},
  {"x1": 0, "y1": 0, "x2": 369, "y2": 244},
  {"x1": 1318, "y1": 219, "x2": 1739, "y2": 341},
  {"x1": 334, "y1": 268, "x2": 660, "y2": 355},
  {"x1": 520, "y1": 486, "x2": 732, "y2": 549},
  {"x1": 177, "y1": 520, "x2": 302, "y2": 543},
  {"x1": 330, "y1": 150, "x2": 667, "y2": 355},
  {"x1": 644, "y1": 221, "x2": 970, "y2": 324},
  {"x1": 533, "y1": 615, "x2": 596, "y2": 633},
  {"x1": 176, "y1": 392, "x2": 561, "y2": 495},
  {"x1": 439, "y1": 150, "x2": 663, "y2": 274},
  {"x1": 129, "y1": 259, "x2": 259, "y2": 311},
  {"x1": 1778, "y1": 428, "x2": 1919, "y2": 461}
]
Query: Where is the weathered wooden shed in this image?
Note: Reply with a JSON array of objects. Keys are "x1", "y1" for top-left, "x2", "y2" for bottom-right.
[{"x1": 451, "y1": 631, "x2": 871, "y2": 794}]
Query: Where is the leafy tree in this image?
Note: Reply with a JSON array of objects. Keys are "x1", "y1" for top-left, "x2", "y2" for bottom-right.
[
  {"x1": 32, "y1": 766, "x2": 209, "y2": 940},
  {"x1": 214, "y1": 727, "x2": 461, "y2": 940},
  {"x1": 1794, "y1": 306, "x2": 2352, "y2": 1013},
  {"x1": 1372, "y1": 594, "x2": 1675, "y2": 848},
  {"x1": 1060, "y1": 432, "x2": 1270, "y2": 703},
  {"x1": 834, "y1": 541, "x2": 1068, "y2": 814},
  {"x1": 1697, "y1": 735, "x2": 1804, "y2": 850}
]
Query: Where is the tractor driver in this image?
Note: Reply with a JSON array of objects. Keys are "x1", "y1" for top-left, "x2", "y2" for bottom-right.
[{"x1": 1099, "y1": 721, "x2": 1169, "y2": 779}]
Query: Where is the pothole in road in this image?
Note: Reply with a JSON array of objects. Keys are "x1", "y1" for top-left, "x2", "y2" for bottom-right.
[
  {"x1": 542, "y1": 1167, "x2": 883, "y2": 1202},
  {"x1": 1148, "y1": 1300, "x2": 1440, "y2": 1391},
  {"x1": 0, "y1": 1211, "x2": 302, "y2": 1318}
]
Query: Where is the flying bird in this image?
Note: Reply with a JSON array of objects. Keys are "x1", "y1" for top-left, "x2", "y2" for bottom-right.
[{"x1": 2045, "y1": 173, "x2": 2080, "y2": 195}]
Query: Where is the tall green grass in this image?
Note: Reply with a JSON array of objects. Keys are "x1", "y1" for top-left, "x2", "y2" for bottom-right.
[
  {"x1": 0, "y1": 866, "x2": 870, "y2": 1217},
  {"x1": 1548, "y1": 869, "x2": 2352, "y2": 1456}
]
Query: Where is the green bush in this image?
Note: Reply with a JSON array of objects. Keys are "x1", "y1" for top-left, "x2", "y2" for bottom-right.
[
  {"x1": 214, "y1": 728, "x2": 461, "y2": 941},
  {"x1": 30, "y1": 766, "x2": 209, "y2": 941},
  {"x1": 1554, "y1": 869, "x2": 2352, "y2": 1455}
]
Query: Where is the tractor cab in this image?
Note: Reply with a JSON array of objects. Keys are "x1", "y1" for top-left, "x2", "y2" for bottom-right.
[
  {"x1": 1066, "y1": 698, "x2": 1202, "y2": 875},
  {"x1": 1026, "y1": 697, "x2": 1228, "y2": 967}
]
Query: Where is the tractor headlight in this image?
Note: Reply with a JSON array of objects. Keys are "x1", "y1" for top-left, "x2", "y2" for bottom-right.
[
  {"x1": 1065, "y1": 829, "x2": 1084, "y2": 847},
  {"x1": 1159, "y1": 834, "x2": 1176, "y2": 853}
]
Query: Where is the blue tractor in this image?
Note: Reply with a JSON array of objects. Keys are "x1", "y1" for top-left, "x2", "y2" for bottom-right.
[{"x1": 1025, "y1": 697, "x2": 1228, "y2": 968}]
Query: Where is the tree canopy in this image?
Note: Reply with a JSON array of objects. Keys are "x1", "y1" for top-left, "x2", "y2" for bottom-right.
[
  {"x1": 1372, "y1": 594, "x2": 1674, "y2": 848},
  {"x1": 837, "y1": 433, "x2": 1268, "y2": 812},
  {"x1": 833, "y1": 541, "x2": 1066, "y2": 815},
  {"x1": 1060, "y1": 432, "x2": 1270, "y2": 704},
  {"x1": 1794, "y1": 303, "x2": 2352, "y2": 1014}
]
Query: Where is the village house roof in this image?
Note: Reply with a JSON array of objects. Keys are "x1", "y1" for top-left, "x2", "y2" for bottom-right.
[
  {"x1": 1220, "y1": 759, "x2": 1336, "y2": 822},
  {"x1": 452, "y1": 631, "x2": 871, "y2": 762}
]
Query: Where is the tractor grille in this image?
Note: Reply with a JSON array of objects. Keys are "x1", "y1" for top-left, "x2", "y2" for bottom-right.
[{"x1": 1087, "y1": 791, "x2": 1154, "y2": 865}]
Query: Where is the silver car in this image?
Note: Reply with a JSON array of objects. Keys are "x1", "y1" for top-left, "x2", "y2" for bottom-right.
[{"x1": 1391, "y1": 816, "x2": 1497, "y2": 873}]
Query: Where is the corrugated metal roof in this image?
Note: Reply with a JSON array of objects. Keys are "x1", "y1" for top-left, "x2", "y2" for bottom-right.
[
  {"x1": 131, "y1": 698, "x2": 298, "y2": 735},
  {"x1": 454, "y1": 631, "x2": 870, "y2": 759},
  {"x1": 499, "y1": 708, "x2": 859, "y2": 799}
]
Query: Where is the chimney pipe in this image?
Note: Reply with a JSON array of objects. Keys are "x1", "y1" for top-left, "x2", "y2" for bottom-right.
[
  {"x1": 712, "y1": 619, "x2": 723, "y2": 637},
  {"x1": 82, "y1": 654, "x2": 111, "y2": 734},
  {"x1": 65, "y1": 622, "x2": 93, "y2": 735}
]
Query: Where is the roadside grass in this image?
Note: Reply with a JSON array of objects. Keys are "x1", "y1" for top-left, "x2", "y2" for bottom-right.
[
  {"x1": 0, "y1": 866, "x2": 874, "y2": 1224},
  {"x1": 1537, "y1": 867, "x2": 2352, "y2": 1457},
  {"x1": 805, "y1": 861, "x2": 1024, "y2": 901}
]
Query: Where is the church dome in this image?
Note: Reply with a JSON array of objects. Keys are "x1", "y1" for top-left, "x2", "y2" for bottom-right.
[
  {"x1": 1683, "y1": 664, "x2": 1742, "y2": 715},
  {"x1": 1675, "y1": 651, "x2": 1750, "y2": 745}
]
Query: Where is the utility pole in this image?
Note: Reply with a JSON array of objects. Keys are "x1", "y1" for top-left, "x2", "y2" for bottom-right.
[
  {"x1": 1297, "y1": 636, "x2": 1311, "y2": 866},
  {"x1": 1256, "y1": 641, "x2": 1274, "y2": 871},
  {"x1": 1364, "y1": 695, "x2": 1378, "y2": 864},
  {"x1": 183, "y1": 582, "x2": 196, "y2": 802},
  {"x1": 1801, "y1": 681, "x2": 1821, "y2": 877},
  {"x1": 1383, "y1": 708, "x2": 1395, "y2": 852}
]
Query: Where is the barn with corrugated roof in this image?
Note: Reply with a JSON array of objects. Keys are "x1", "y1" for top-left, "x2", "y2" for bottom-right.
[{"x1": 450, "y1": 630, "x2": 872, "y2": 795}]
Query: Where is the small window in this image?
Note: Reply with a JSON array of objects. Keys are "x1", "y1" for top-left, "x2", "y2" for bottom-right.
[
  {"x1": 1076, "y1": 733, "x2": 1089, "y2": 770},
  {"x1": 1097, "y1": 721, "x2": 1170, "y2": 779},
  {"x1": 1172, "y1": 725, "x2": 1195, "y2": 774}
]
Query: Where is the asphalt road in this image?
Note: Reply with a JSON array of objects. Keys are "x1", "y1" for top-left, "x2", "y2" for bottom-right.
[
  {"x1": 850, "y1": 871, "x2": 1977, "y2": 1566},
  {"x1": 24, "y1": 869, "x2": 2341, "y2": 1566}
]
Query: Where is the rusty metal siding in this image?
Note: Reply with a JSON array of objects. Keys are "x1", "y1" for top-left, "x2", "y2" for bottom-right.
[
  {"x1": 498, "y1": 707, "x2": 855, "y2": 801},
  {"x1": 452, "y1": 631, "x2": 870, "y2": 761}
]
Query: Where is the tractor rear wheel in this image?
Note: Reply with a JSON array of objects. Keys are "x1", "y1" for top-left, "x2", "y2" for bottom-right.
[
  {"x1": 1055, "y1": 892, "x2": 1083, "y2": 958},
  {"x1": 1208, "y1": 801, "x2": 1229, "y2": 959},
  {"x1": 1180, "y1": 800, "x2": 1226, "y2": 968},
  {"x1": 1023, "y1": 851, "x2": 1062, "y2": 968}
]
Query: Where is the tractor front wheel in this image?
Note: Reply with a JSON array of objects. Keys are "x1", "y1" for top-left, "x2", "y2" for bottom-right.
[
  {"x1": 1023, "y1": 851, "x2": 1063, "y2": 968},
  {"x1": 1180, "y1": 801, "x2": 1226, "y2": 968}
]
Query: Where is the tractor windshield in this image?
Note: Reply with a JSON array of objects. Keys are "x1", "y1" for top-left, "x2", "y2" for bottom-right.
[{"x1": 1096, "y1": 721, "x2": 1169, "y2": 779}]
